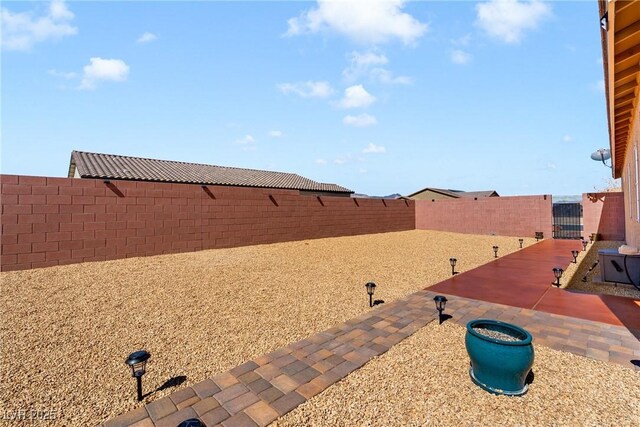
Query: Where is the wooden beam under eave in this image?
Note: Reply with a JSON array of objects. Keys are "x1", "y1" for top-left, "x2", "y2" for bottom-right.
[
  {"x1": 616, "y1": 79, "x2": 638, "y2": 96},
  {"x1": 615, "y1": 19, "x2": 640, "y2": 47},
  {"x1": 615, "y1": 0, "x2": 636, "y2": 15},
  {"x1": 614, "y1": 92, "x2": 635, "y2": 107},
  {"x1": 613, "y1": 63, "x2": 638, "y2": 85},
  {"x1": 614, "y1": 44, "x2": 640, "y2": 73},
  {"x1": 615, "y1": 110, "x2": 632, "y2": 121},
  {"x1": 615, "y1": 100, "x2": 634, "y2": 112}
]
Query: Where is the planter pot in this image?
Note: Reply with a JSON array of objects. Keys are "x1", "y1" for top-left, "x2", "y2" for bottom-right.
[{"x1": 465, "y1": 319, "x2": 534, "y2": 396}]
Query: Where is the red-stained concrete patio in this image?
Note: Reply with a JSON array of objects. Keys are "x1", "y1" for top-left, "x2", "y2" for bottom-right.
[{"x1": 429, "y1": 239, "x2": 640, "y2": 332}]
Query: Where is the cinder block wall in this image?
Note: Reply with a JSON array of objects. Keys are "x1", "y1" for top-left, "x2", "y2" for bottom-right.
[
  {"x1": 582, "y1": 192, "x2": 626, "y2": 241},
  {"x1": 0, "y1": 175, "x2": 415, "y2": 271},
  {"x1": 414, "y1": 195, "x2": 553, "y2": 238}
]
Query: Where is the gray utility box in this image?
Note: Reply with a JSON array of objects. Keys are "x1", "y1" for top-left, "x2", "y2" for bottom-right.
[{"x1": 598, "y1": 249, "x2": 640, "y2": 285}]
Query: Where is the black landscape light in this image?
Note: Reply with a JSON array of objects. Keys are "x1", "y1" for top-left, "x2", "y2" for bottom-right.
[
  {"x1": 449, "y1": 258, "x2": 458, "y2": 276},
  {"x1": 433, "y1": 295, "x2": 448, "y2": 324},
  {"x1": 589, "y1": 234, "x2": 594, "y2": 244},
  {"x1": 365, "y1": 282, "x2": 376, "y2": 308},
  {"x1": 493, "y1": 246, "x2": 499, "y2": 258},
  {"x1": 125, "y1": 350, "x2": 151, "y2": 402},
  {"x1": 518, "y1": 238, "x2": 523, "y2": 249},
  {"x1": 571, "y1": 250, "x2": 579, "y2": 263},
  {"x1": 535, "y1": 231, "x2": 543, "y2": 241},
  {"x1": 552, "y1": 268, "x2": 564, "y2": 287},
  {"x1": 582, "y1": 240, "x2": 588, "y2": 251}
]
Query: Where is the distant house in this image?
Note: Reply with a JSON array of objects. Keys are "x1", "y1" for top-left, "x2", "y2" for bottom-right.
[
  {"x1": 68, "y1": 151, "x2": 353, "y2": 197},
  {"x1": 406, "y1": 187, "x2": 499, "y2": 201}
]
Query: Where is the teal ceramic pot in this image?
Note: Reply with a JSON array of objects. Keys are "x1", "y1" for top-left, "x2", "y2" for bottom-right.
[{"x1": 465, "y1": 319, "x2": 534, "y2": 396}]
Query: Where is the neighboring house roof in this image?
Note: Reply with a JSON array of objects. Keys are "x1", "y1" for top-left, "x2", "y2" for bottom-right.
[
  {"x1": 406, "y1": 187, "x2": 499, "y2": 198},
  {"x1": 68, "y1": 151, "x2": 353, "y2": 194},
  {"x1": 461, "y1": 190, "x2": 499, "y2": 198}
]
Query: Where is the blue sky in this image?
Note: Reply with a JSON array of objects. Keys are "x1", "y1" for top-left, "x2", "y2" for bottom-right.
[{"x1": 2, "y1": 0, "x2": 613, "y2": 196}]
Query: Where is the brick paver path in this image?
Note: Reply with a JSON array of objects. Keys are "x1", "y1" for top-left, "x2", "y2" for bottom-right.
[{"x1": 103, "y1": 289, "x2": 640, "y2": 427}]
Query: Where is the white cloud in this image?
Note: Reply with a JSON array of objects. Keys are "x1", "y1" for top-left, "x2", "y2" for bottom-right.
[
  {"x1": 48, "y1": 69, "x2": 77, "y2": 80},
  {"x1": 334, "y1": 157, "x2": 347, "y2": 165},
  {"x1": 451, "y1": 34, "x2": 472, "y2": 46},
  {"x1": 79, "y1": 57, "x2": 130, "y2": 90},
  {"x1": 362, "y1": 143, "x2": 386, "y2": 154},
  {"x1": 277, "y1": 81, "x2": 334, "y2": 98},
  {"x1": 343, "y1": 113, "x2": 377, "y2": 127},
  {"x1": 451, "y1": 50, "x2": 472, "y2": 65},
  {"x1": 369, "y1": 68, "x2": 412, "y2": 84},
  {"x1": 235, "y1": 135, "x2": 256, "y2": 145},
  {"x1": 343, "y1": 50, "x2": 388, "y2": 80},
  {"x1": 285, "y1": 0, "x2": 427, "y2": 45},
  {"x1": 337, "y1": 85, "x2": 376, "y2": 109},
  {"x1": 269, "y1": 130, "x2": 283, "y2": 138},
  {"x1": 137, "y1": 32, "x2": 157, "y2": 44},
  {"x1": 475, "y1": 0, "x2": 551, "y2": 44},
  {"x1": 1, "y1": 0, "x2": 77, "y2": 51},
  {"x1": 315, "y1": 158, "x2": 327, "y2": 165},
  {"x1": 562, "y1": 135, "x2": 574, "y2": 143},
  {"x1": 343, "y1": 50, "x2": 411, "y2": 84}
]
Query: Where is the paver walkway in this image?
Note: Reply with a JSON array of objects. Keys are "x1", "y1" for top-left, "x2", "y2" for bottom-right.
[
  {"x1": 104, "y1": 289, "x2": 640, "y2": 427},
  {"x1": 430, "y1": 239, "x2": 640, "y2": 332}
]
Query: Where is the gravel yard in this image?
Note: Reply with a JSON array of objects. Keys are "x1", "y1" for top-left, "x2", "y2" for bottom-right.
[
  {"x1": 0, "y1": 230, "x2": 532, "y2": 426},
  {"x1": 275, "y1": 321, "x2": 640, "y2": 427}
]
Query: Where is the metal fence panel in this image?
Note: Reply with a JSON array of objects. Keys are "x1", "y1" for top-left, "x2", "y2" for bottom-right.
[{"x1": 552, "y1": 202, "x2": 583, "y2": 239}]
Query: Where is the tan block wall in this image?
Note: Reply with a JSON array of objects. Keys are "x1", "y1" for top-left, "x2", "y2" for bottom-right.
[
  {"x1": 0, "y1": 175, "x2": 415, "y2": 271},
  {"x1": 582, "y1": 192, "x2": 626, "y2": 241},
  {"x1": 415, "y1": 195, "x2": 553, "y2": 237}
]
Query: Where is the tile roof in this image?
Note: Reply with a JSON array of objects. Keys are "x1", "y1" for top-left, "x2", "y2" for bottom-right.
[
  {"x1": 406, "y1": 187, "x2": 499, "y2": 198},
  {"x1": 69, "y1": 151, "x2": 353, "y2": 193}
]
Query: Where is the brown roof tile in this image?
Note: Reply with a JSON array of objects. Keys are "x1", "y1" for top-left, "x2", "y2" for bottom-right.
[{"x1": 69, "y1": 151, "x2": 352, "y2": 193}]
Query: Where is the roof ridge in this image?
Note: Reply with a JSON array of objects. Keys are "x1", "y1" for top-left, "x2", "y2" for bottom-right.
[{"x1": 72, "y1": 150, "x2": 301, "y2": 177}]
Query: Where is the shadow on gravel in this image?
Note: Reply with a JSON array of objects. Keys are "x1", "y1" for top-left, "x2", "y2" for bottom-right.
[{"x1": 143, "y1": 375, "x2": 188, "y2": 399}]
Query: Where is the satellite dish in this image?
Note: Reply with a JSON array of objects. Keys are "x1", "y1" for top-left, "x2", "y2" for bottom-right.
[{"x1": 590, "y1": 148, "x2": 612, "y2": 168}]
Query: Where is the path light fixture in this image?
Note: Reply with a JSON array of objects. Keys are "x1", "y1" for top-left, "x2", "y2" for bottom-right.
[
  {"x1": 589, "y1": 234, "x2": 594, "y2": 244},
  {"x1": 535, "y1": 232, "x2": 543, "y2": 241},
  {"x1": 582, "y1": 240, "x2": 588, "y2": 251},
  {"x1": 449, "y1": 258, "x2": 458, "y2": 276},
  {"x1": 125, "y1": 350, "x2": 151, "y2": 402},
  {"x1": 493, "y1": 246, "x2": 499, "y2": 258},
  {"x1": 434, "y1": 295, "x2": 448, "y2": 324},
  {"x1": 365, "y1": 282, "x2": 376, "y2": 308},
  {"x1": 519, "y1": 239, "x2": 523, "y2": 249},
  {"x1": 552, "y1": 268, "x2": 564, "y2": 287},
  {"x1": 571, "y1": 250, "x2": 579, "y2": 263}
]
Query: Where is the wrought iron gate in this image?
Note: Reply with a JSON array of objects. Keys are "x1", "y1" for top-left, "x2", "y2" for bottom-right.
[{"x1": 552, "y1": 202, "x2": 583, "y2": 239}]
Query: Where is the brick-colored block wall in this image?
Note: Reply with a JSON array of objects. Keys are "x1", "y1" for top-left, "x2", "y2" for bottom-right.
[
  {"x1": 0, "y1": 175, "x2": 415, "y2": 271},
  {"x1": 414, "y1": 195, "x2": 553, "y2": 238},
  {"x1": 582, "y1": 192, "x2": 626, "y2": 241}
]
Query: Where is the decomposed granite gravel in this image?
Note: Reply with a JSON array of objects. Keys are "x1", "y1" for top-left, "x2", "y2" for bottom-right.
[
  {"x1": 565, "y1": 241, "x2": 640, "y2": 299},
  {"x1": 0, "y1": 230, "x2": 531, "y2": 426},
  {"x1": 275, "y1": 321, "x2": 640, "y2": 427}
]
